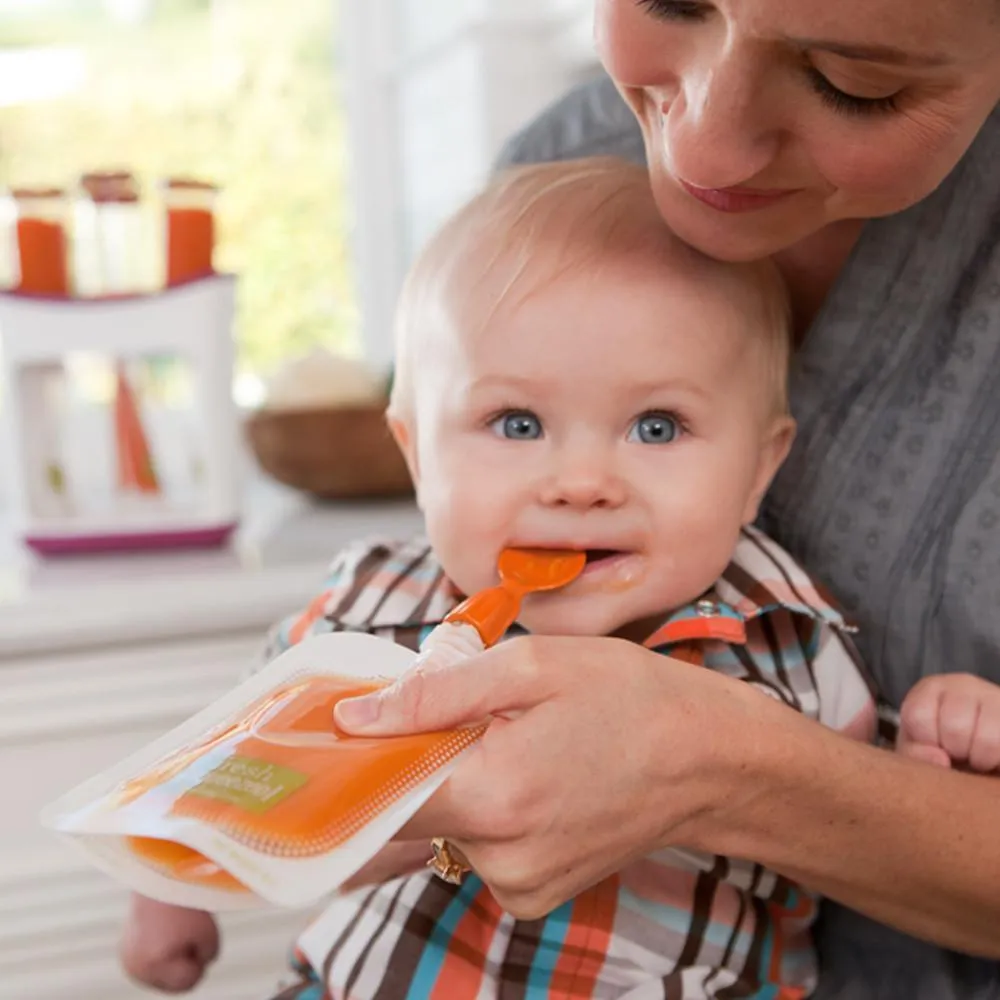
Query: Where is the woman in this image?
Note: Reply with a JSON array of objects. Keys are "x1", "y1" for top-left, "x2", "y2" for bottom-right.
[{"x1": 336, "y1": 1, "x2": 1000, "y2": 997}]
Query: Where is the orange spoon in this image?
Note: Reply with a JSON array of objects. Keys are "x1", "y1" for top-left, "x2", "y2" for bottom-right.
[{"x1": 444, "y1": 547, "x2": 586, "y2": 646}]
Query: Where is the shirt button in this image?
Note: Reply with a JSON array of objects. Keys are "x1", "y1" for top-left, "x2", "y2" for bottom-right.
[{"x1": 696, "y1": 599, "x2": 718, "y2": 617}]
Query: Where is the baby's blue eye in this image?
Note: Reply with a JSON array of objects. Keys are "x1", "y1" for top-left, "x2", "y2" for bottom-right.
[
  {"x1": 629, "y1": 412, "x2": 679, "y2": 445},
  {"x1": 491, "y1": 411, "x2": 543, "y2": 440}
]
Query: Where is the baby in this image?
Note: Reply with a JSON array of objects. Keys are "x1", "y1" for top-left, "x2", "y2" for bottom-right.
[{"x1": 121, "y1": 159, "x2": 1000, "y2": 998}]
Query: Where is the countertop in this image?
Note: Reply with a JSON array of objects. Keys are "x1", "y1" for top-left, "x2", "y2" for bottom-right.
[{"x1": 0, "y1": 477, "x2": 424, "y2": 658}]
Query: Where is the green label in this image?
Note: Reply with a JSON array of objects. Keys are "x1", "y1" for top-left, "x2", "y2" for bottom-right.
[{"x1": 187, "y1": 756, "x2": 308, "y2": 815}]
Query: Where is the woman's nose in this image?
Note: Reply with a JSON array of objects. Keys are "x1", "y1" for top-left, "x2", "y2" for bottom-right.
[{"x1": 664, "y1": 48, "x2": 783, "y2": 190}]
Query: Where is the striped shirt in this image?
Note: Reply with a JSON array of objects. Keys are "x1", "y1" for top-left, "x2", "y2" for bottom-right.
[{"x1": 265, "y1": 527, "x2": 878, "y2": 999}]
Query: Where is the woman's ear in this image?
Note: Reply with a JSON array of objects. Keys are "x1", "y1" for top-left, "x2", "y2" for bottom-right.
[
  {"x1": 742, "y1": 415, "x2": 796, "y2": 525},
  {"x1": 387, "y1": 415, "x2": 422, "y2": 500}
]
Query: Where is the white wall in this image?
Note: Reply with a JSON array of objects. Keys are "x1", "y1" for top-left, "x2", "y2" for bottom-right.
[{"x1": 340, "y1": 0, "x2": 597, "y2": 368}]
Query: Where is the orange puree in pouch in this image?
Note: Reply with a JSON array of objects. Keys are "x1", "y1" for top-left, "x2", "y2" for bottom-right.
[
  {"x1": 123, "y1": 675, "x2": 484, "y2": 886},
  {"x1": 127, "y1": 837, "x2": 249, "y2": 891}
]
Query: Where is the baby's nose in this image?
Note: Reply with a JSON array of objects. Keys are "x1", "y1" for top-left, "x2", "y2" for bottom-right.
[{"x1": 540, "y1": 454, "x2": 627, "y2": 510}]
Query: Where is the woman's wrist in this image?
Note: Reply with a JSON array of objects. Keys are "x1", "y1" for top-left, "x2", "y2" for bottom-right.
[
  {"x1": 669, "y1": 674, "x2": 878, "y2": 864},
  {"x1": 644, "y1": 660, "x2": 861, "y2": 862},
  {"x1": 640, "y1": 659, "x2": 787, "y2": 855}
]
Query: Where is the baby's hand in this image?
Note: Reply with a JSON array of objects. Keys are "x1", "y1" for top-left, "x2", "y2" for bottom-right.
[
  {"x1": 898, "y1": 673, "x2": 1000, "y2": 774},
  {"x1": 120, "y1": 893, "x2": 219, "y2": 993}
]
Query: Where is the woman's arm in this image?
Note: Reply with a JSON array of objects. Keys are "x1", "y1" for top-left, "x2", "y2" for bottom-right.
[
  {"x1": 334, "y1": 635, "x2": 1000, "y2": 957},
  {"x1": 692, "y1": 692, "x2": 1000, "y2": 956}
]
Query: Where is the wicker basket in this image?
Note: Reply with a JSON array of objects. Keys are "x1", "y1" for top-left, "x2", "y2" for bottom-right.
[{"x1": 245, "y1": 404, "x2": 413, "y2": 499}]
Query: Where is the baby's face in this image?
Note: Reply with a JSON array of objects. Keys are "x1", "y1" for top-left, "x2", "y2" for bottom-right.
[{"x1": 397, "y1": 256, "x2": 792, "y2": 637}]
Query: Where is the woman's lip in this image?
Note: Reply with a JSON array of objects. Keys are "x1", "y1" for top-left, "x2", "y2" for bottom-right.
[{"x1": 678, "y1": 178, "x2": 798, "y2": 213}]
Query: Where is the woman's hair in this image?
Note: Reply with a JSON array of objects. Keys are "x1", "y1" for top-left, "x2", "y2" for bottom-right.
[{"x1": 390, "y1": 157, "x2": 792, "y2": 420}]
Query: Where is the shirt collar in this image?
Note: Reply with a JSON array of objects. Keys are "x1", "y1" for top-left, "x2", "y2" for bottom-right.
[
  {"x1": 643, "y1": 525, "x2": 853, "y2": 648},
  {"x1": 335, "y1": 526, "x2": 853, "y2": 646}
]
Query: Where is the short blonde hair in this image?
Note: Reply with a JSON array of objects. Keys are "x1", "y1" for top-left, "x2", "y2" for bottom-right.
[{"x1": 389, "y1": 157, "x2": 791, "y2": 420}]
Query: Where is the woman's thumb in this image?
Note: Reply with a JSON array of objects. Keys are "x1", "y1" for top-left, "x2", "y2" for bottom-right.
[
  {"x1": 334, "y1": 639, "x2": 542, "y2": 736},
  {"x1": 334, "y1": 656, "x2": 478, "y2": 735}
]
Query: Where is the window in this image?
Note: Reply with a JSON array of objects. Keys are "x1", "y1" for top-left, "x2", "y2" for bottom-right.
[{"x1": 0, "y1": 0, "x2": 356, "y2": 405}]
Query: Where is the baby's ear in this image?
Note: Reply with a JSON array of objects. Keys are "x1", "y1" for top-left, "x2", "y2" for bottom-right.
[
  {"x1": 743, "y1": 415, "x2": 796, "y2": 524},
  {"x1": 387, "y1": 414, "x2": 422, "y2": 503}
]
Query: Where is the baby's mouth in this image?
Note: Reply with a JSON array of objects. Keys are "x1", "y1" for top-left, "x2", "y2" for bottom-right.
[
  {"x1": 579, "y1": 549, "x2": 639, "y2": 580},
  {"x1": 575, "y1": 548, "x2": 646, "y2": 593},
  {"x1": 511, "y1": 545, "x2": 646, "y2": 597},
  {"x1": 584, "y1": 549, "x2": 624, "y2": 566}
]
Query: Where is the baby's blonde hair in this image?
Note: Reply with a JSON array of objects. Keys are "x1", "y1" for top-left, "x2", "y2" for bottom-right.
[{"x1": 389, "y1": 157, "x2": 791, "y2": 421}]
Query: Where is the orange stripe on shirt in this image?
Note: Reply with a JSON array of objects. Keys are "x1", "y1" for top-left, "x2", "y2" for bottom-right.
[
  {"x1": 766, "y1": 889, "x2": 816, "y2": 999},
  {"x1": 549, "y1": 875, "x2": 620, "y2": 998},
  {"x1": 288, "y1": 590, "x2": 334, "y2": 646},
  {"x1": 429, "y1": 886, "x2": 505, "y2": 1000}
]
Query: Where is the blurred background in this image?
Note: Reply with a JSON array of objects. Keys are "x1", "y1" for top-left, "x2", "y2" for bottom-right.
[
  {"x1": 0, "y1": 2, "x2": 598, "y2": 998},
  {"x1": 0, "y1": 0, "x2": 355, "y2": 406},
  {"x1": 0, "y1": 0, "x2": 597, "y2": 389}
]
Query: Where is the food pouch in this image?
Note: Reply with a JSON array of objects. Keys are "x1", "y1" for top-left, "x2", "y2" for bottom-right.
[{"x1": 40, "y1": 630, "x2": 485, "y2": 910}]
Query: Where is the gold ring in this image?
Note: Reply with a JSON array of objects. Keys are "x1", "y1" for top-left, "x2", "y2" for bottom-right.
[{"x1": 428, "y1": 838, "x2": 471, "y2": 885}]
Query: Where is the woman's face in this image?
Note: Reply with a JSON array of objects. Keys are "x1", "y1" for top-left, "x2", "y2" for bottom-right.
[{"x1": 595, "y1": 0, "x2": 1000, "y2": 260}]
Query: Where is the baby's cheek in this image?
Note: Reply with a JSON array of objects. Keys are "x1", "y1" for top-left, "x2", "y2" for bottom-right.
[
  {"x1": 423, "y1": 494, "x2": 497, "y2": 592},
  {"x1": 651, "y1": 504, "x2": 740, "y2": 593},
  {"x1": 657, "y1": 486, "x2": 742, "y2": 545}
]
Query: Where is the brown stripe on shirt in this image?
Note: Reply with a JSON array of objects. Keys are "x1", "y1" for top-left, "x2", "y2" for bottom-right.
[
  {"x1": 728, "y1": 643, "x2": 796, "y2": 708},
  {"x1": 320, "y1": 885, "x2": 382, "y2": 984},
  {"x1": 405, "y1": 565, "x2": 450, "y2": 626},
  {"x1": 704, "y1": 882, "x2": 751, "y2": 996},
  {"x1": 371, "y1": 877, "x2": 463, "y2": 1000},
  {"x1": 498, "y1": 911, "x2": 548, "y2": 1000},
  {"x1": 740, "y1": 529, "x2": 817, "y2": 613},
  {"x1": 662, "y1": 864, "x2": 724, "y2": 996},
  {"x1": 758, "y1": 612, "x2": 803, "y2": 714},
  {"x1": 326, "y1": 544, "x2": 394, "y2": 623},
  {"x1": 364, "y1": 544, "x2": 434, "y2": 627},
  {"x1": 719, "y1": 559, "x2": 784, "y2": 618},
  {"x1": 717, "y1": 895, "x2": 769, "y2": 999},
  {"x1": 343, "y1": 879, "x2": 412, "y2": 997}
]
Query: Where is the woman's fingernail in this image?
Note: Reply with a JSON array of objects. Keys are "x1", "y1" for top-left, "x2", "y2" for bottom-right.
[{"x1": 335, "y1": 694, "x2": 381, "y2": 729}]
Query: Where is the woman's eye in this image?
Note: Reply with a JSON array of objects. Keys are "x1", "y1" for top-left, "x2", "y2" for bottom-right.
[
  {"x1": 807, "y1": 68, "x2": 900, "y2": 117},
  {"x1": 628, "y1": 412, "x2": 680, "y2": 445},
  {"x1": 636, "y1": 0, "x2": 709, "y2": 22},
  {"x1": 490, "y1": 411, "x2": 543, "y2": 440}
]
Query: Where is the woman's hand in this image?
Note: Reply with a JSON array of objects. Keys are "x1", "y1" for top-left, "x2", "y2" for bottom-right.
[
  {"x1": 335, "y1": 635, "x2": 1000, "y2": 955},
  {"x1": 341, "y1": 840, "x2": 435, "y2": 891},
  {"x1": 334, "y1": 634, "x2": 767, "y2": 918}
]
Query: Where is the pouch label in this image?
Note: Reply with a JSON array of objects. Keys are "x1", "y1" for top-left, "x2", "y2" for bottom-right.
[{"x1": 187, "y1": 756, "x2": 308, "y2": 814}]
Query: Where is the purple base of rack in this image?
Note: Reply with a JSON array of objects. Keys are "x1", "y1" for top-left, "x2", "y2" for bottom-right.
[{"x1": 24, "y1": 522, "x2": 238, "y2": 557}]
